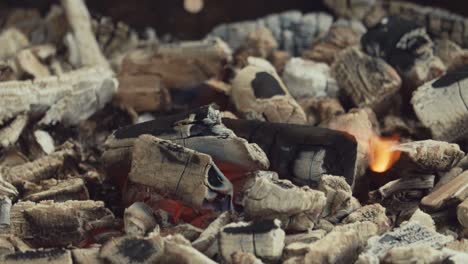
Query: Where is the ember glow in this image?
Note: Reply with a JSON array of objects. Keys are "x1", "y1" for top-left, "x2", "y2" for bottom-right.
[{"x1": 368, "y1": 134, "x2": 401, "y2": 173}]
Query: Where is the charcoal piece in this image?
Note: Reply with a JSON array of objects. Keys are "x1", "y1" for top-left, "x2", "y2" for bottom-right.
[
  {"x1": 223, "y1": 117, "x2": 357, "y2": 188},
  {"x1": 412, "y1": 66, "x2": 468, "y2": 142},
  {"x1": 1, "y1": 248, "x2": 72, "y2": 264},
  {"x1": 342, "y1": 204, "x2": 391, "y2": 234},
  {"x1": 124, "y1": 202, "x2": 157, "y2": 236},
  {"x1": 421, "y1": 171, "x2": 468, "y2": 212},
  {"x1": 370, "y1": 175, "x2": 435, "y2": 201},
  {"x1": 333, "y1": 221, "x2": 379, "y2": 249},
  {"x1": 161, "y1": 235, "x2": 217, "y2": 264},
  {"x1": 126, "y1": 135, "x2": 233, "y2": 211},
  {"x1": 22, "y1": 178, "x2": 90, "y2": 202}
]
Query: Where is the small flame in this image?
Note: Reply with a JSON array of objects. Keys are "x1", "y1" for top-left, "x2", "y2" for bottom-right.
[{"x1": 368, "y1": 134, "x2": 401, "y2": 173}]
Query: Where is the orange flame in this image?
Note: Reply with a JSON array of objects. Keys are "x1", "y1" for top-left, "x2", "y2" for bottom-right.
[{"x1": 368, "y1": 134, "x2": 401, "y2": 173}]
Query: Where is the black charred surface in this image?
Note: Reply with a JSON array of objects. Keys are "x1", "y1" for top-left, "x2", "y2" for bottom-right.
[
  {"x1": 223, "y1": 219, "x2": 279, "y2": 234},
  {"x1": 361, "y1": 16, "x2": 429, "y2": 73},
  {"x1": 208, "y1": 166, "x2": 225, "y2": 188},
  {"x1": 432, "y1": 64, "x2": 468, "y2": 88},
  {"x1": 4, "y1": 249, "x2": 68, "y2": 261},
  {"x1": 118, "y1": 238, "x2": 157, "y2": 263},
  {"x1": 251, "y1": 72, "x2": 286, "y2": 99},
  {"x1": 222, "y1": 118, "x2": 357, "y2": 187}
]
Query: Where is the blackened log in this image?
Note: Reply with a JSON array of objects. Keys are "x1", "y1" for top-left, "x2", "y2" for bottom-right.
[{"x1": 222, "y1": 118, "x2": 357, "y2": 188}]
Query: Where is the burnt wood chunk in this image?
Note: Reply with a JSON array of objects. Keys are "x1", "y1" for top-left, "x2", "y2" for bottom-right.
[
  {"x1": 223, "y1": 117, "x2": 357, "y2": 188},
  {"x1": 124, "y1": 202, "x2": 157, "y2": 236},
  {"x1": 100, "y1": 234, "x2": 164, "y2": 264},
  {"x1": 126, "y1": 135, "x2": 233, "y2": 211},
  {"x1": 412, "y1": 66, "x2": 468, "y2": 142},
  {"x1": 421, "y1": 170, "x2": 468, "y2": 212}
]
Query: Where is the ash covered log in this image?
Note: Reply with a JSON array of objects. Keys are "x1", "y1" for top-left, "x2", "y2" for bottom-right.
[
  {"x1": 331, "y1": 46, "x2": 402, "y2": 111},
  {"x1": 230, "y1": 64, "x2": 307, "y2": 124},
  {"x1": 9, "y1": 200, "x2": 117, "y2": 247},
  {"x1": 241, "y1": 171, "x2": 326, "y2": 231},
  {"x1": 219, "y1": 219, "x2": 285, "y2": 262},
  {"x1": 124, "y1": 202, "x2": 157, "y2": 237},
  {"x1": 125, "y1": 135, "x2": 233, "y2": 211},
  {"x1": 412, "y1": 65, "x2": 468, "y2": 142},
  {"x1": 222, "y1": 117, "x2": 357, "y2": 188},
  {"x1": 361, "y1": 16, "x2": 445, "y2": 86}
]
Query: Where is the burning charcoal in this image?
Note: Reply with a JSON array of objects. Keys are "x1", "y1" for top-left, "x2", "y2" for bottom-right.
[
  {"x1": 223, "y1": 117, "x2": 357, "y2": 187},
  {"x1": 321, "y1": 108, "x2": 375, "y2": 179},
  {"x1": 318, "y1": 175, "x2": 361, "y2": 223},
  {"x1": 434, "y1": 39, "x2": 468, "y2": 71},
  {"x1": 331, "y1": 47, "x2": 402, "y2": 111},
  {"x1": 342, "y1": 204, "x2": 391, "y2": 234},
  {"x1": 457, "y1": 199, "x2": 468, "y2": 229},
  {"x1": 22, "y1": 178, "x2": 90, "y2": 202},
  {"x1": 230, "y1": 251, "x2": 263, "y2": 264},
  {"x1": 71, "y1": 247, "x2": 102, "y2": 264},
  {"x1": 104, "y1": 104, "x2": 269, "y2": 177},
  {"x1": 9, "y1": 200, "x2": 117, "y2": 247},
  {"x1": 234, "y1": 26, "x2": 278, "y2": 65},
  {"x1": 124, "y1": 202, "x2": 157, "y2": 237},
  {"x1": 302, "y1": 24, "x2": 363, "y2": 64},
  {"x1": 393, "y1": 140, "x2": 464, "y2": 173},
  {"x1": 2, "y1": 141, "x2": 80, "y2": 186},
  {"x1": 230, "y1": 64, "x2": 307, "y2": 124},
  {"x1": 0, "y1": 115, "x2": 28, "y2": 149},
  {"x1": 412, "y1": 66, "x2": 468, "y2": 142},
  {"x1": 0, "y1": 29, "x2": 30, "y2": 60},
  {"x1": 1, "y1": 248, "x2": 72, "y2": 264},
  {"x1": 208, "y1": 11, "x2": 332, "y2": 55},
  {"x1": 60, "y1": 0, "x2": 109, "y2": 68},
  {"x1": 119, "y1": 38, "x2": 231, "y2": 91},
  {"x1": 241, "y1": 172, "x2": 326, "y2": 231},
  {"x1": 297, "y1": 96, "x2": 345, "y2": 125},
  {"x1": 421, "y1": 171, "x2": 468, "y2": 212},
  {"x1": 219, "y1": 219, "x2": 285, "y2": 262},
  {"x1": 281, "y1": 58, "x2": 339, "y2": 99},
  {"x1": 334, "y1": 221, "x2": 379, "y2": 249},
  {"x1": 284, "y1": 229, "x2": 327, "y2": 245},
  {"x1": 323, "y1": 0, "x2": 376, "y2": 21},
  {"x1": 125, "y1": 135, "x2": 233, "y2": 211},
  {"x1": 381, "y1": 245, "x2": 446, "y2": 264},
  {"x1": 100, "y1": 234, "x2": 164, "y2": 264},
  {"x1": 361, "y1": 16, "x2": 445, "y2": 86},
  {"x1": 0, "y1": 66, "x2": 117, "y2": 126},
  {"x1": 192, "y1": 211, "x2": 232, "y2": 254},
  {"x1": 358, "y1": 221, "x2": 453, "y2": 263},
  {"x1": 115, "y1": 74, "x2": 170, "y2": 113}
]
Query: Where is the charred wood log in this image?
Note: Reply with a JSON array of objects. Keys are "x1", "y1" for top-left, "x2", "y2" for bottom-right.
[
  {"x1": 421, "y1": 170, "x2": 468, "y2": 212},
  {"x1": 124, "y1": 202, "x2": 157, "y2": 237}
]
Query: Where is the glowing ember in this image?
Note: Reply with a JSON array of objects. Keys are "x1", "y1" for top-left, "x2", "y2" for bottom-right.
[{"x1": 368, "y1": 134, "x2": 401, "y2": 173}]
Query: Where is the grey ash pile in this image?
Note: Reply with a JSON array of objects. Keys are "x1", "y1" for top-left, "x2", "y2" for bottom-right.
[{"x1": 1, "y1": 0, "x2": 468, "y2": 263}]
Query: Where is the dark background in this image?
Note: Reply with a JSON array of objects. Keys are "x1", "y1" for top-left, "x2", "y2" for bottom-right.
[{"x1": 4, "y1": 0, "x2": 468, "y2": 39}]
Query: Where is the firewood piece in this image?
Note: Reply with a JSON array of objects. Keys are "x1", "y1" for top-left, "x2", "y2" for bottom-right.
[
  {"x1": 104, "y1": 105, "x2": 269, "y2": 174},
  {"x1": 223, "y1": 117, "x2": 357, "y2": 188},
  {"x1": 15, "y1": 49, "x2": 50, "y2": 79},
  {"x1": 318, "y1": 175, "x2": 361, "y2": 223},
  {"x1": 10, "y1": 200, "x2": 116, "y2": 247},
  {"x1": 297, "y1": 96, "x2": 345, "y2": 125},
  {"x1": 411, "y1": 66, "x2": 468, "y2": 142},
  {"x1": 71, "y1": 247, "x2": 103, "y2": 264},
  {"x1": 381, "y1": 245, "x2": 446, "y2": 264},
  {"x1": 0, "y1": 115, "x2": 28, "y2": 149},
  {"x1": 302, "y1": 25, "x2": 362, "y2": 64},
  {"x1": 230, "y1": 64, "x2": 307, "y2": 124},
  {"x1": 1, "y1": 249, "x2": 72, "y2": 264},
  {"x1": 334, "y1": 221, "x2": 379, "y2": 249},
  {"x1": 241, "y1": 172, "x2": 326, "y2": 231},
  {"x1": 192, "y1": 211, "x2": 232, "y2": 253},
  {"x1": 60, "y1": 0, "x2": 109, "y2": 68},
  {"x1": 2, "y1": 141, "x2": 80, "y2": 186},
  {"x1": 0, "y1": 197, "x2": 12, "y2": 228},
  {"x1": 124, "y1": 202, "x2": 157, "y2": 236},
  {"x1": 393, "y1": 140, "x2": 464, "y2": 173},
  {"x1": 127, "y1": 135, "x2": 233, "y2": 211},
  {"x1": 160, "y1": 234, "x2": 217, "y2": 264},
  {"x1": 100, "y1": 234, "x2": 164, "y2": 264},
  {"x1": 361, "y1": 16, "x2": 445, "y2": 86},
  {"x1": 331, "y1": 47, "x2": 402, "y2": 111},
  {"x1": 370, "y1": 175, "x2": 435, "y2": 200},
  {"x1": 0, "y1": 29, "x2": 30, "y2": 60},
  {"x1": 115, "y1": 74, "x2": 170, "y2": 112},
  {"x1": 342, "y1": 204, "x2": 391, "y2": 234},
  {"x1": 219, "y1": 219, "x2": 285, "y2": 262},
  {"x1": 434, "y1": 39, "x2": 468, "y2": 71},
  {"x1": 321, "y1": 108, "x2": 375, "y2": 179},
  {"x1": 22, "y1": 178, "x2": 89, "y2": 202},
  {"x1": 0, "y1": 67, "x2": 118, "y2": 126},
  {"x1": 230, "y1": 251, "x2": 263, "y2": 264},
  {"x1": 282, "y1": 58, "x2": 339, "y2": 99},
  {"x1": 421, "y1": 171, "x2": 468, "y2": 212},
  {"x1": 359, "y1": 222, "x2": 453, "y2": 262},
  {"x1": 323, "y1": 0, "x2": 376, "y2": 20},
  {"x1": 457, "y1": 199, "x2": 468, "y2": 228},
  {"x1": 120, "y1": 38, "x2": 231, "y2": 90}
]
